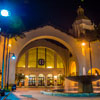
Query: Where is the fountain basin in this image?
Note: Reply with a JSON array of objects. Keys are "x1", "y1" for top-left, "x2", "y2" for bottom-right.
[
  {"x1": 66, "y1": 75, "x2": 100, "y2": 93},
  {"x1": 41, "y1": 90, "x2": 100, "y2": 97},
  {"x1": 67, "y1": 75, "x2": 100, "y2": 82}
]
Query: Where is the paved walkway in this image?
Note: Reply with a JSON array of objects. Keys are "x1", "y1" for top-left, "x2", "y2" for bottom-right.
[{"x1": 6, "y1": 88, "x2": 100, "y2": 100}]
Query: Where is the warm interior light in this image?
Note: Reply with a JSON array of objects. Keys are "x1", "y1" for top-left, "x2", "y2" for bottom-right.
[
  {"x1": 22, "y1": 66, "x2": 25, "y2": 68},
  {"x1": 70, "y1": 61, "x2": 76, "y2": 76},
  {"x1": 47, "y1": 66, "x2": 52, "y2": 68},
  {"x1": 8, "y1": 44, "x2": 11, "y2": 47},
  {"x1": 95, "y1": 73, "x2": 98, "y2": 76},
  {"x1": 25, "y1": 75, "x2": 29, "y2": 78},
  {"x1": 54, "y1": 76, "x2": 57, "y2": 79},
  {"x1": 82, "y1": 42, "x2": 86, "y2": 46}
]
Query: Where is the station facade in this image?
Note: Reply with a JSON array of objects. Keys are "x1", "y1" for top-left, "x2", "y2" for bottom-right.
[{"x1": 0, "y1": 7, "x2": 100, "y2": 89}]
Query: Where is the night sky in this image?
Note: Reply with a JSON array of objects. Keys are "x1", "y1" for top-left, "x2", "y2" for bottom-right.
[{"x1": 0, "y1": 0, "x2": 100, "y2": 34}]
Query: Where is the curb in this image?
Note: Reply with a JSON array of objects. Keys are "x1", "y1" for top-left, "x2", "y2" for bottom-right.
[{"x1": 3, "y1": 92, "x2": 11, "y2": 100}]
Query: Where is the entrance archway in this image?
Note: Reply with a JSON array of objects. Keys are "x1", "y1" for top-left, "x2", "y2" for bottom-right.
[
  {"x1": 16, "y1": 46, "x2": 65, "y2": 87},
  {"x1": 88, "y1": 68, "x2": 100, "y2": 75},
  {"x1": 9, "y1": 26, "x2": 84, "y2": 84}
]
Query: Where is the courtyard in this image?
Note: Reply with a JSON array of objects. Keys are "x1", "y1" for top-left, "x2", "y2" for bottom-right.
[
  {"x1": 5, "y1": 88, "x2": 100, "y2": 100},
  {"x1": 0, "y1": 0, "x2": 100, "y2": 99}
]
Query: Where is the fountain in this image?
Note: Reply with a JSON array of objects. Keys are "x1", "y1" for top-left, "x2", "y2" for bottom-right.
[
  {"x1": 41, "y1": 67, "x2": 100, "y2": 97},
  {"x1": 67, "y1": 75, "x2": 100, "y2": 93},
  {"x1": 67, "y1": 67, "x2": 100, "y2": 93}
]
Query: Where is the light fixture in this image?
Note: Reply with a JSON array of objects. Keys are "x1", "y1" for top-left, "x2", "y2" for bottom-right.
[
  {"x1": 47, "y1": 66, "x2": 52, "y2": 68},
  {"x1": 25, "y1": 75, "x2": 29, "y2": 78},
  {"x1": 8, "y1": 44, "x2": 11, "y2": 47},
  {"x1": 54, "y1": 76, "x2": 57, "y2": 80},
  {"x1": 82, "y1": 42, "x2": 86, "y2": 46},
  {"x1": 1, "y1": 9, "x2": 9, "y2": 17},
  {"x1": 11, "y1": 54, "x2": 16, "y2": 60}
]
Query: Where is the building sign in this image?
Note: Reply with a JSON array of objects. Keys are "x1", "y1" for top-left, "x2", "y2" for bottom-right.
[{"x1": 38, "y1": 59, "x2": 45, "y2": 65}]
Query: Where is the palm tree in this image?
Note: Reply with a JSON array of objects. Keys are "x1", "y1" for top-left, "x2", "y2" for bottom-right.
[{"x1": 15, "y1": 73, "x2": 25, "y2": 85}]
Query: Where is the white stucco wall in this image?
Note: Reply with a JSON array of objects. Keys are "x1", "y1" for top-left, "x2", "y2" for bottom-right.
[
  {"x1": 8, "y1": 26, "x2": 86, "y2": 84},
  {"x1": 1, "y1": 25, "x2": 99, "y2": 84}
]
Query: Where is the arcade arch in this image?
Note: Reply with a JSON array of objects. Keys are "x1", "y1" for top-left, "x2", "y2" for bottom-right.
[{"x1": 9, "y1": 26, "x2": 83, "y2": 84}]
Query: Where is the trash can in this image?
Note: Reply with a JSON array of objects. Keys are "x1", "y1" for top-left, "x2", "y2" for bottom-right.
[{"x1": 12, "y1": 84, "x2": 16, "y2": 91}]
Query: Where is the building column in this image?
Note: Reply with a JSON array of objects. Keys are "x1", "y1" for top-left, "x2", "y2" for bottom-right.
[
  {"x1": 54, "y1": 75, "x2": 57, "y2": 87},
  {"x1": 36, "y1": 76, "x2": 38, "y2": 86},
  {"x1": 24, "y1": 77, "x2": 28, "y2": 87},
  {"x1": 25, "y1": 52, "x2": 28, "y2": 69},
  {"x1": 66, "y1": 51, "x2": 70, "y2": 76},
  {"x1": 45, "y1": 76, "x2": 47, "y2": 87},
  {"x1": 54, "y1": 54, "x2": 57, "y2": 68}
]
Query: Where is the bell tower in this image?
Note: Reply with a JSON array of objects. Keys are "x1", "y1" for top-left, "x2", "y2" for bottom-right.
[{"x1": 69, "y1": 6, "x2": 94, "y2": 37}]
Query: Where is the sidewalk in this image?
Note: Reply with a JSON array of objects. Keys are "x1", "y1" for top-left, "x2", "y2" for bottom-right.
[
  {"x1": 5, "y1": 92, "x2": 37, "y2": 100},
  {"x1": 0, "y1": 92, "x2": 10, "y2": 100},
  {"x1": 3, "y1": 88, "x2": 100, "y2": 100}
]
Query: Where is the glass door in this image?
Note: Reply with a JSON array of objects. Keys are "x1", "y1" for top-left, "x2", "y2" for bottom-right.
[
  {"x1": 38, "y1": 77, "x2": 45, "y2": 86},
  {"x1": 28, "y1": 77, "x2": 36, "y2": 86}
]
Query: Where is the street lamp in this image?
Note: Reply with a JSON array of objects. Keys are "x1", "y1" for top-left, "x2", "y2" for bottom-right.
[
  {"x1": 82, "y1": 42, "x2": 86, "y2": 46},
  {"x1": 1, "y1": 9, "x2": 9, "y2": 17},
  {"x1": 81, "y1": 41, "x2": 93, "y2": 76},
  {"x1": 88, "y1": 42, "x2": 93, "y2": 76},
  {"x1": 1, "y1": 9, "x2": 10, "y2": 89},
  {"x1": 7, "y1": 52, "x2": 16, "y2": 89},
  {"x1": 11, "y1": 54, "x2": 16, "y2": 60}
]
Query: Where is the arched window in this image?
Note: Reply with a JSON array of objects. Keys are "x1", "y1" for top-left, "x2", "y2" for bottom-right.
[
  {"x1": 69, "y1": 61, "x2": 76, "y2": 76},
  {"x1": 17, "y1": 47, "x2": 64, "y2": 69},
  {"x1": 88, "y1": 68, "x2": 100, "y2": 75},
  {"x1": 57, "y1": 74, "x2": 63, "y2": 86},
  {"x1": 28, "y1": 75, "x2": 36, "y2": 86},
  {"x1": 38, "y1": 74, "x2": 45, "y2": 86},
  {"x1": 47, "y1": 74, "x2": 54, "y2": 86}
]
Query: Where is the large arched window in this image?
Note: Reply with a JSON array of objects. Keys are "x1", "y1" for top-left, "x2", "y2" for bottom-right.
[{"x1": 17, "y1": 47, "x2": 64, "y2": 69}]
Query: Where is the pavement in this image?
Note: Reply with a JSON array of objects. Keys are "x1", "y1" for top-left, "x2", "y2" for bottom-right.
[{"x1": 5, "y1": 88, "x2": 100, "y2": 100}]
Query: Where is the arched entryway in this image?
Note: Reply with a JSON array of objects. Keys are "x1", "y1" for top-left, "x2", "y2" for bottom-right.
[
  {"x1": 9, "y1": 26, "x2": 84, "y2": 85},
  {"x1": 88, "y1": 68, "x2": 100, "y2": 75},
  {"x1": 88, "y1": 68, "x2": 100, "y2": 88},
  {"x1": 38, "y1": 74, "x2": 45, "y2": 86},
  {"x1": 47, "y1": 74, "x2": 54, "y2": 86},
  {"x1": 16, "y1": 46, "x2": 65, "y2": 87}
]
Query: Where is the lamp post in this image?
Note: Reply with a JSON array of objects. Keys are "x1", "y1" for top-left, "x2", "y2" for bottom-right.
[
  {"x1": 89, "y1": 42, "x2": 92, "y2": 76},
  {"x1": 7, "y1": 52, "x2": 16, "y2": 89},
  {"x1": 0, "y1": 9, "x2": 10, "y2": 89},
  {"x1": 81, "y1": 41, "x2": 92, "y2": 76}
]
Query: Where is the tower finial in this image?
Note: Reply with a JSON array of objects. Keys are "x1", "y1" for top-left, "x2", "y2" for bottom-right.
[{"x1": 77, "y1": 6, "x2": 85, "y2": 16}]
